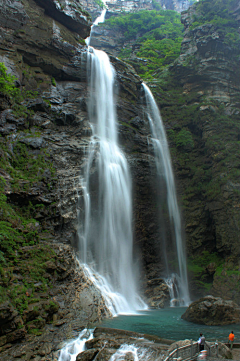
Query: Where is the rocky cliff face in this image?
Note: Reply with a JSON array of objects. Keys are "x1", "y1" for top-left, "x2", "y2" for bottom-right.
[
  {"x1": 1, "y1": 0, "x2": 240, "y2": 357},
  {"x1": 86, "y1": 0, "x2": 240, "y2": 301},
  {"x1": 173, "y1": 2, "x2": 240, "y2": 104},
  {"x1": 82, "y1": 0, "x2": 193, "y2": 23},
  {"x1": 0, "y1": 0, "x2": 172, "y2": 357},
  {"x1": 166, "y1": 0, "x2": 240, "y2": 298}
]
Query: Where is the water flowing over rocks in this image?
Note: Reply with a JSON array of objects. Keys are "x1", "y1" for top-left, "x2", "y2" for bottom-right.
[
  {"x1": 145, "y1": 279, "x2": 170, "y2": 308},
  {"x1": 1, "y1": 0, "x2": 240, "y2": 357},
  {"x1": 0, "y1": 0, "x2": 176, "y2": 357},
  {"x1": 0, "y1": 244, "x2": 111, "y2": 361},
  {"x1": 76, "y1": 327, "x2": 172, "y2": 361},
  {"x1": 88, "y1": 4, "x2": 240, "y2": 303},
  {"x1": 181, "y1": 295, "x2": 240, "y2": 326}
]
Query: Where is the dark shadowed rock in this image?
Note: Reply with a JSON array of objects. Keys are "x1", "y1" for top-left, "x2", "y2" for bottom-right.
[
  {"x1": 145, "y1": 278, "x2": 170, "y2": 309},
  {"x1": 33, "y1": 0, "x2": 91, "y2": 38},
  {"x1": 181, "y1": 295, "x2": 240, "y2": 325},
  {"x1": 76, "y1": 348, "x2": 99, "y2": 360}
]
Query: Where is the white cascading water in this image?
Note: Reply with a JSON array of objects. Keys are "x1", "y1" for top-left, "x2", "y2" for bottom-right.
[
  {"x1": 164, "y1": 273, "x2": 184, "y2": 307},
  {"x1": 82, "y1": 263, "x2": 139, "y2": 316},
  {"x1": 85, "y1": 7, "x2": 107, "y2": 45},
  {"x1": 110, "y1": 344, "x2": 153, "y2": 361},
  {"x1": 78, "y1": 47, "x2": 146, "y2": 314},
  {"x1": 58, "y1": 329, "x2": 93, "y2": 361},
  {"x1": 142, "y1": 83, "x2": 190, "y2": 306}
]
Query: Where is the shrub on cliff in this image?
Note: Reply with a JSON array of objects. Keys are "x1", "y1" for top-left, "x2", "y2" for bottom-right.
[
  {"x1": 102, "y1": 10, "x2": 184, "y2": 78},
  {"x1": 0, "y1": 62, "x2": 37, "y2": 116},
  {"x1": 190, "y1": 0, "x2": 240, "y2": 49},
  {"x1": 176, "y1": 128, "x2": 194, "y2": 150}
]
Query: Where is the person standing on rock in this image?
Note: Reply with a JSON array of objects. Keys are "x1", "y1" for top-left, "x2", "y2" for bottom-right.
[
  {"x1": 228, "y1": 331, "x2": 234, "y2": 349},
  {"x1": 198, "y1": 333, "x2": 205, "y2": 351}
]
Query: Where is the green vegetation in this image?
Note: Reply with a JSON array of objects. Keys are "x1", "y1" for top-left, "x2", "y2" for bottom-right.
[
  {"x1": 188, "y1": 251, "x2": 223, "y2": 291},
  {"x1": 0, "y1": 243, "x2": 58, "y2": 314},
  {"x1": 94, "y1": 0, "x2": 106, "y2": 9},
  {"x1": 175, "y1": 128, "x2": 194, "y2": 150},
  {"x1": 190, "y1": 0, "x2": 240, "y2": 49},
  {"x1": 0, "y1": 62, "x2": 38, "y2": 117},
  {"x1": 102, "y1": 10, "x2": 184, "y2": 79},
  {"x1": 51, "y1": 77, "x2": 56, "y2": 86},
  {"x1": 0, "y1": 65, "x2": 56, "y2": 265},
  {"x1": 0, "y1": 61, "x2": 60, "y2": 327},
  {"x1": 0, "y1": 135, "x2": 56, "y2": 264}
]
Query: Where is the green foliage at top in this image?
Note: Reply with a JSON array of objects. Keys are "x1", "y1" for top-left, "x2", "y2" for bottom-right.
[
  {"x1": 0, "y1": 63, "x2": 37, "y2": 117},
  {"x1": 104, "y1": 9, "x2": 182, "y2": 40},
  {"x1": 102, "y1": 10, "x2": 184, "y2": 79},
  {"x1": 190, "y1": 0, "x2": 240, "y2": 49},
  {"x1": 94, "y1": 0, "x2": 106, "y2": 9}
]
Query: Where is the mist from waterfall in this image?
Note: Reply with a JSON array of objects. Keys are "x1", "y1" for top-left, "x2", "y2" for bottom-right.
[
  {"x1": 77, "y1": 47, "x2": 145, "y2": 314},
  {"x1": 142, "y1": 83, "x2": 190, "y2": 306}
]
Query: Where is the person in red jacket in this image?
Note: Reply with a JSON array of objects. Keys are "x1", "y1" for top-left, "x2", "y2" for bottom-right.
[{"x1": 228, "y1": 331, "x2": 235, "y2": 349}]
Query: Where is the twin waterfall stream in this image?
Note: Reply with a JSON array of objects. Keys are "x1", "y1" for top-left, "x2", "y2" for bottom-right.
[{"x1": 58, "y1": 13, "x2": 190, "y2": 361}]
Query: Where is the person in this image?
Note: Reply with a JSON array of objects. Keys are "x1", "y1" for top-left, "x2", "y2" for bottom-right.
[
  {"x1": 198, "y1": 333, "x2": 206, "y2": 351},
  {"x1": 228, "y1": 331, "x2": 234, "y2": 349}
]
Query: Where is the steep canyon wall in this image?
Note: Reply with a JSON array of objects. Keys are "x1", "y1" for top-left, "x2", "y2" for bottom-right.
[
  {"x1": 1, "y1": 0, "x2": 240, "y2": 358},
  {"x1": 89, "y1": 0, "x2": 240, "y2": 300}
]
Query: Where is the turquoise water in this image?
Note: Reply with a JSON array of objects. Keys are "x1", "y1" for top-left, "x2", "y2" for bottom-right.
[{"x1": 100, "y1": 308, "x2": 240, "y2": 343}]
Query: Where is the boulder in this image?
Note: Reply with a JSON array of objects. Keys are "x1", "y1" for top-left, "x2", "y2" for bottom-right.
[{"x1": 181, "y1": 295, "x2": 240, "y2": 325}]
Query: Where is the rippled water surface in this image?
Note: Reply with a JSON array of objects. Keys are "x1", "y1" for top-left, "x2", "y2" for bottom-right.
[{"x1": 100, "y1": 307, "x2": 240, "y2": 343}]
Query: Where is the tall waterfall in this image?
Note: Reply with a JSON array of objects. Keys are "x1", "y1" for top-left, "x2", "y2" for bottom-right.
[
  {"x1": 77, "y1": 47, "x2": 144, "y2": 314},
  {"x1": 85, "y1": 8, "x2": 107, "y2": 46},
  {"x1": 142, "y1": 83, "x2": 190, "y2": 306}
]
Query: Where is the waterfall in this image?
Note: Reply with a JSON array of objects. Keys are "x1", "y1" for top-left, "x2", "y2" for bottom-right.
[
  {"x1": 142, "y1": 83, "x2": 190, "y2": 306},
  {"x1": 85, "y1": 7, "x2": 107, "y2": 46},
  {"x1": 77, "y1": 47, "x2": 145, "y2": 313},
  {"x1": 58, "y1": 329, "x2": 93, "y2": 361}
]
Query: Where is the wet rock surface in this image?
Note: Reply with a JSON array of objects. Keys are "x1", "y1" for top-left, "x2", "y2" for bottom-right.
[
  {"x1": 0, "y1": 0, "x2": 172, "y2": 358},
  {"x1": 181, "y1": 295, "x2": 240, "y2": 325},
  {"x1": 77, "y1": 327, "x2": 172, "y2": 361},
  {"x1": 0, "y1": 244, "x2": 111, "y2": 361},
  {"x1": 144, "y1": 279, "x2": 170, "y2": 309}
]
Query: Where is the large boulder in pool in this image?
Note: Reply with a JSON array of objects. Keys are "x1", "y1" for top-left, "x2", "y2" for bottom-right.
[{"x1": 181, "y1": 295, "x2": 240, "y2": 325}]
